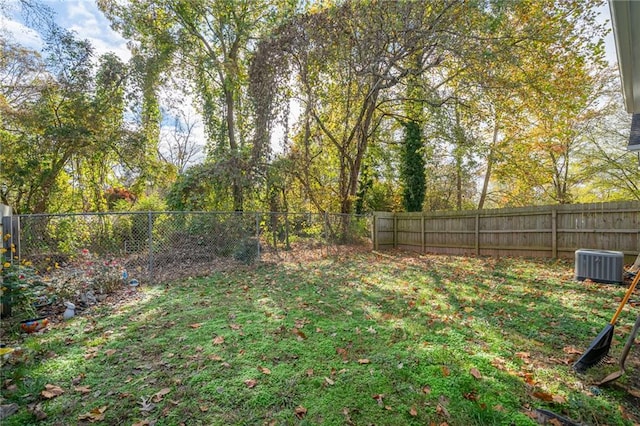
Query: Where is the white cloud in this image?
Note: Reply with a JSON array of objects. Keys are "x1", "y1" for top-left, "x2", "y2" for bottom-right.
[
  {"x1": 0, "y1": 18, "x2": 44, "y2": 51},
  {"x1": 2, "y1": 0, "x2": 130, "y2": 61},
  {"x1": 51, "y1": 0, "x2": 131, "y2": 61}
]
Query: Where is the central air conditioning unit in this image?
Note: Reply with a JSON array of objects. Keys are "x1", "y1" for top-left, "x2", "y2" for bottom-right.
[{"x1": 574, "y1": 249, "x2": 624, "y2": 284}]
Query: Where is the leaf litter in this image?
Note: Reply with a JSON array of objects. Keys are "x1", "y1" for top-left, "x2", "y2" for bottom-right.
[{"x1": 2, "y1": 252, "x2": 638, "y2": 425}]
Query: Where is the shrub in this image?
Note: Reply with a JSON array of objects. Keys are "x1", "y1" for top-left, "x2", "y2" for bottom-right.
[{"x1": 0, "y1": 261, "x2": 40, "y2": 320}]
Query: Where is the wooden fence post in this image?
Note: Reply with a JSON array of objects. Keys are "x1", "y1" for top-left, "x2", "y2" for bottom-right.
[
  {"x1": 475, "y1": 214, "x2": 480, "y2": 256},
  {"x1": 393, "y1": 214, "x2": 398, "y2": 249},
  {"x1": 552, "y1": 208, "x2": 557, "y2": 258},
  {"x1": 421, "y1": 215, "x2": 425, "y2": 253},
  {"x1": 372, "y1": 213, "x2": 378, "y2": 250}
]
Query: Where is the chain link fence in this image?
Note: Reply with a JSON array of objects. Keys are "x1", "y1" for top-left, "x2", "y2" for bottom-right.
[{"x1": 15, "y1": 212, "x2": 372, "y2": 285}]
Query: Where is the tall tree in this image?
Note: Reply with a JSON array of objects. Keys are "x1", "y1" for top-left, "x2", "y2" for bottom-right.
[
  {"x1": 400, "y1": 121, "x2": 426, "y2": 212},
  {"x1": 99, "y1": 0, "x2": 296, "y2": 211},
  {"x1": 1, "y1": 3, "x2": 146, "y2": 213},
  {"x1": 252, "y1": 1, "x2": 466, "y2": 214}
]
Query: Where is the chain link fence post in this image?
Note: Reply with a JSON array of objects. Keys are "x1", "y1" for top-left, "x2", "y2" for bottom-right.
[
  {"x1": 323, "y1": 212, "x2": 329, "y2": 257},
  {"x1": 148, "y1": 211, "x2": 153, "y2": 283},
  {"x1": 255, "y1": 212, "x2": 261, "y2": 262}
]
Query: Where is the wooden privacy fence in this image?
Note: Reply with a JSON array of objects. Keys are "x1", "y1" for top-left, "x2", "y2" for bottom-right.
[{"x1": 372, "y1": 201, "x2": 640, "y2": 262}]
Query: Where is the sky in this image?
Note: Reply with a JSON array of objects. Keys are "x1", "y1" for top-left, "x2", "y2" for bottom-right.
[
  {"x1": 1, "y1": 0, "x2": 129, "y2": 59},
  {"x1": 2, "y1": 0, "x2": 619, "y2": 62},
  {"x1": 0, "y1": 0, "x2": 621, "y2": 163}
]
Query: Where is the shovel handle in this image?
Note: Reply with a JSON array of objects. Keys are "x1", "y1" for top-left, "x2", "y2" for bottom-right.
[
  {"x1": 610, "y1": 271, "x2": 640, "y2": 325},
  {"x1": 618, "y1": 314, "x2": 640, "y2": 366}
]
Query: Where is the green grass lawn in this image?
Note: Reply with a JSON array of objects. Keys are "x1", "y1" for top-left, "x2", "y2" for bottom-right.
[{"x1": 1, "y1": 251, "x2": 639, "y2": 425}]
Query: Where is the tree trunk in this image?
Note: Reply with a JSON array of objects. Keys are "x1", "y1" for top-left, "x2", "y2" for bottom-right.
[
  {"x1": 342, "y1": 90, "x2": 379, "y2": 216},
  {"x1": 478, "y1": 120, "x2": 499, "y2": 210},
  {"x1": 224, "y1": 83, "x2": 244, "y2": 211}
]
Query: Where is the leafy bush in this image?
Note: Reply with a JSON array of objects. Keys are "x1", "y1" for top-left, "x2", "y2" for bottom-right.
[{"x1": 0, "y1": 261, "x2": 40, "y2": 320}]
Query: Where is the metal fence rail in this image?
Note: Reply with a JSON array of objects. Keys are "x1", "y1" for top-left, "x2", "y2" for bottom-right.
[{"x1": 15, "y1": 212, "x2": 372, "y2": 284}]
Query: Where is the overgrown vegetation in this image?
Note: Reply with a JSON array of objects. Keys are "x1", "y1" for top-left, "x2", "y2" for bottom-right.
[
  {"x1": 1, "y1": 252, "x2": 638, "y2": 425},
  {"x1": 2, "y1": 1, "x2": 639, "y2": 216}
]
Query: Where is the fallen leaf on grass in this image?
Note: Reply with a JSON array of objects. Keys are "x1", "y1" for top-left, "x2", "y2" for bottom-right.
[
  {"x1": 372, "y1": 394, "x2": 384, "y2": 406},
  {"x1": 74, "y1": 386, "x2": 91, "y2": 394},
  {"x1": 152, "y1": 388, "x2": 171, "y2": 403},
  {"x1": 562, "y1": 346, "x2": 582, "y2": 355},
  {"x1": 294, "y1": 405, "x2": 307, "y2": 419},
  {"x1": 422, "y1": 385, "x2": 431, "y2": 394},
  {"x1": 306, "y1": 368, "x2": 314, "y2": 377},
  {"x1": 104, "y1": 349, "x2": 117, "y2": 356},
  {"x1": 69, "y1": 374, "x2": 84, "y2": 387},
  {"x1": 41, "y1": 384, "x2": 64, "y2": 399},
  {"x1": 521, "y1": 372, "x2": 535, "y2": 385},
  {"x1": 357, "y1": 358, "x2": 370, "y2": 364},
  {"x1": 244, "y1": 379, "x2": 257, "y2": 388},
  {"x1": 139, "y1": 397, "x2": 156, "y2": 413},
  {"x1": 189, "y1": 323, "x2": 202, "y2": 329},
  {"x1": 229, "y1": 323, "x2": 241, "y2": 330},
  {"x1": 132, "y1": 421, "x2": 151, "y2": 426},
  {"x1": 441, "y1": 366, "x2": 450, "y2": 377},
  {"x1": 436, "y1": 403, "x2": 450, "y2": 418},
  {"x1": 515, "y1": 352, "x2": 530, "y2": 362},
  {"x1": 469, "y1": 368, "x2": 482, "y2": 379},
  {"x1": 291, "y1": 327, "x2": 307, "y2": 340},
  {"x1": 463, "y1": 390, "x2": 478, "y2": 401},
  {"x1": 84, "y1": 348, "x2": 99, "y2": 360},
  {"x1": 258, "y1": 366, "x2": 271, "y2": 375},
  {"x1": 336, "y1": 347, "x2": 348, "y2": 360},
  {"x1": 78, "y1": 405, "x2": 107, "y2": 422},
  {"x1": 26, "y1": 402, "x2": 47, "y2": 420},
  {"x1": 208, "y1": 354, "x2": 223, "y2": 361},
  {"x1": 213, "y1": 336, "x2": 225, "y2": 345},
  {"x1": 532, "y1": 391, "x2": 554, "y2": 402},
  {"x1": 409, "y1": 406, "x2": 418, "y2": 416},
  {"x1": 324, "y1": 377, "x2": 335, "y2": 386},
  {"x1": 552, "y1": 394, "x2": 567, "y2": 404}
]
